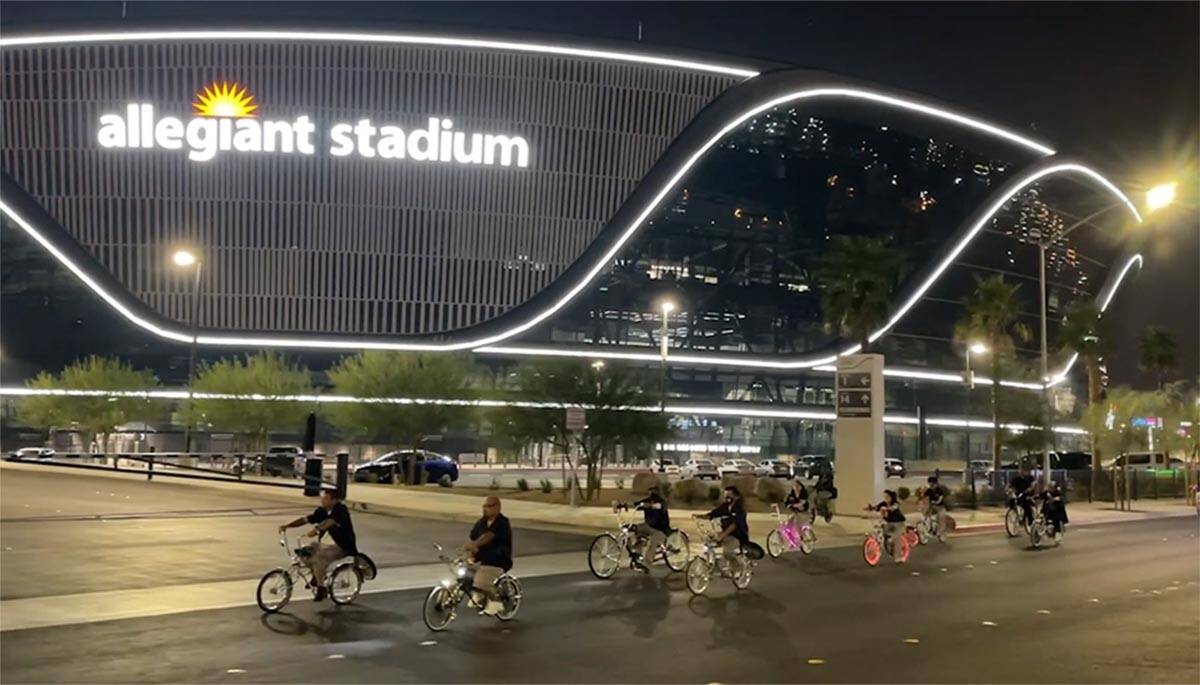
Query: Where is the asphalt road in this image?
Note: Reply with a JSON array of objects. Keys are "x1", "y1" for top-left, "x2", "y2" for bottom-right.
[
  {"x1": 0, "y1": 468, "x2": 586, "y2": 600},
  {"x1": 2, "y1": 511, "x2": 1196, "y2": 683}
]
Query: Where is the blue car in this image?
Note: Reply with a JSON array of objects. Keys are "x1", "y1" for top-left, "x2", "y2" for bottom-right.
[{"x1": 353, "y1": 450, "x2": 459, "y2": 484}]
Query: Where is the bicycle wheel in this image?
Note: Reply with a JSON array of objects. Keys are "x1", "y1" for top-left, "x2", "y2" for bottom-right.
[
  {"x1": 799, "y1": 527, "x2": 816, "y2": 555},
  {"x1": 686, "y1": 556, "x2": 713, "y2": 595},
  {"x1": 731, "y1": 556, "x2": 753, "y2": 590},
  {"x1": 1004, "y1": 508, "x2": 1021, "y2": 538},
  {"x1": 1029, "y1": 521, "x2": 1043, "y2": 549},
  {"x1": 766, "y1": 529, "x2": 785, "y2": 559},
  {"x1": 587, "y1": 533, "x2": 622, "y2": 579},
  {"x1": 422, "y1": 586, "x2": 455, "y2": 632},
  {"x1": 914, "y1": 520, "x2": 930, "y2": 545},
  {"x1": 495, "y1": 576, "x2": 522, "y2": 621},
  {"x1": 329, "y1": 563, "x2": 363, "y2": 605},
  {"x1": 863, "y1": 536, "x2": 881, "y2": 567},
  {"x1": 897, "y1": 532, "x2": 913, "y2": 563},
  {"x1": 354, "y1": 553, "x2": 378, "y2": 582},
  {"x1": 663, "y1": 530, "x2": 690, "y2": 572},
  {"x1": 256, "y1": 569, "x2": 293, "y2": 613}
]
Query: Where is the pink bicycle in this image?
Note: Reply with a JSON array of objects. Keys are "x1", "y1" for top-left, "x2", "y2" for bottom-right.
[{"x1": 765, "y1": 504, "x2": 817, "y2": 558}]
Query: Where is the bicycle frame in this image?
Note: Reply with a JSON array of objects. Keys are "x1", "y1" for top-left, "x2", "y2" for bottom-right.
[{"x1": 770, "y1": 504, "x2": 812, "y2": 550}]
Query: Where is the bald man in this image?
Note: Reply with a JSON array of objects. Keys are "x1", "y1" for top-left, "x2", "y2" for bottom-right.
[{"x1": 464, "y1": 495, "x2": 513, "y2": 615}]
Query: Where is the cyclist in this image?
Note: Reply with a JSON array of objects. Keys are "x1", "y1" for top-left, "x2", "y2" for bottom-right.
[
  {"x1": 869, "y1": 490, "x2": 906, "y2": 558},
  {"x1": 919, "y1": 475, "x2": 949, "y2": 536},
  {"x1": 626, "y1": 484, "x2": 671, "y2": 574},
  {"x1": 693, "y1": 485, "x2": 754, "y2": 564},
  {"x1": 813, "y1": 469, "x2": 837, "y2": 522},
  {"x1": 464, "y1": 495, "x2": 513, "y2": 616},
  {"x1": 1040, "y1": 480, "x2": 1068, "y2": 538},
  {"x1": 783, "y1": 478, "x2": 812, "y2": 529},
  {"x1": 1008, "y1": 468, "x2": 1036, "y2": 527},
  {"x1": 278, "y1": 488, "x2": 358, "y2": 601}
]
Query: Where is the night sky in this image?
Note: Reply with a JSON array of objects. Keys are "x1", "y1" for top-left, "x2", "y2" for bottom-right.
[{"x1": 2, "y1": 1, "x2": 1197, "y2": 388}]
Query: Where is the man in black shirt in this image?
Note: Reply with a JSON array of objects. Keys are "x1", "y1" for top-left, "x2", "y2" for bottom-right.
[
  {"x1": 921, "y1": 476, "x2": 949, "y2": 535},
  {"x1": 628, "y1": 484, "x2": 671, "y2": 573},
  {"x1": 1009, "y1": 470, "x2": 1036, "y2": 526},
  {"x1": 694, "y1": 486, "x2": 752, "y2": 562},
  {"x1": 465, "y1": 495, "x2": 513, "y2": 616},
  {"x1": 279, "y1": 489, "x2": 357, "y2": 600}
]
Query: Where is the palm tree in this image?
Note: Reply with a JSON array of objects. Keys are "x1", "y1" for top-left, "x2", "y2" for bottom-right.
[
  {"x1": 814, "y1": 236, "x2": 904, "y2": 351},
  {"x1": 1057, "y1": 300, "x2": 1112, "y2": 406},
  {"x1": 955, "y1": 275, "x2": 1032, "y2": 470},
  {"x1": 1138, "y1": 326, "x2": 1178, "y2": 390}
]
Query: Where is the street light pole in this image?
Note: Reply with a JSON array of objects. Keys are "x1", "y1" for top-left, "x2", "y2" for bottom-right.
[
  {"x1": 173, "y1": 250, "x2": 203, "y2": 453},
  {"x1": 658, "y1": 301, "x2": 674, "y2": 411}
]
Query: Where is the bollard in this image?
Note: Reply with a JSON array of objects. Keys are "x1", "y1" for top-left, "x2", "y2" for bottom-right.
[
  {"x1": 237, "y1": 455, "x2": 245, "y2": 481},
  {"x1": 336, "y1": 452, "x2": 350, "y2": 499},
  {"x1": 303, "y1": 456, "x2": 323, "y2": 497},
  {"x1": 147, "y1": 454, "x2": 154, "y2": 481}
]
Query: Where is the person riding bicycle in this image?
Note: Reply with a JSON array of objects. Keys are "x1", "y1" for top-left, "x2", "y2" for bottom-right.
[
  {"x1": 869, "y1": 490, "x2": 906, "y2": 557},
  {"x1": 813, "y1": 469, "x2": 837, "y2": 522},
  {"x1": 464, "y1": 495, "x2": 513, "y2": 616},
  {"x1": 625, "y1": 484, "x2": 671, "y2": 574},
  {"x1": 1039, "y1": 480, "x2": 1068, "y2": 537},
  {"x1": 693, "y1": 485, "x2": 756, "y2": 564},
  {"x1": 278, "y1": 488, "x2": 357, "y2": 601},
  {"x1": 1008, "y1": 468, "x2": 1036, "y2": 527},
  {"x1": 919, "y1": 475, "x2": 949, "y2": 535},
  {"x1": 783, "y1": 478, "x2": 812, "y2": 529}
]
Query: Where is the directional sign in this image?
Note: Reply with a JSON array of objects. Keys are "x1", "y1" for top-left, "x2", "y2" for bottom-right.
[{"x1": 836, "y1": 372, "x2": 873, "y2": 418}]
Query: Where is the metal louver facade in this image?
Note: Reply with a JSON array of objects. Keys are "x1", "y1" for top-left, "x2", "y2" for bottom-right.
[{"x1": 1, "y1": 39, "x2": 741, "y2": 336}]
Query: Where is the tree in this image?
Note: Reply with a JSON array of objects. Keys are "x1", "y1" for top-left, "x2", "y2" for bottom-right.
[
  {"x1": 1080, "y1": 386, "x2": 1161, "y2": 464},
  {"x1": 955, "y1": 275, "x2": 1032, "y2": 470},
  {"x1": 492, "y1": 360, "x2": 672, "y2": 502},
  {"x1": 19, "y1": 356, "x2": 160, "y2": 452},
  {"x1": 181, "y1": 352, "x2": 311, "y2": 450},
  {"x1": 1138, "y1": 326, "x2": 1178, "y2": 390},
  {"x1": 326, "y1": 351, "x2": 475, "y2": 483},
  {"x1": 814, "y1": 236, "x2": 904, "y2": 351},
  {"x1": 1057, "y1": 299, "x2": 1115, "y2": 479}
]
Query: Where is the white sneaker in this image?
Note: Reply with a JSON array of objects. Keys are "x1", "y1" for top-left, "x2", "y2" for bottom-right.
[{"x1": 483, "y1": 600, "x2": 504, "y2": 616}]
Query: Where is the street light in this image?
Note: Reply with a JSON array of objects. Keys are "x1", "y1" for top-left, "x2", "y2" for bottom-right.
[
  {"x1": 964, "y1": 341, "x2": 988, "y2": 390},
  {"x1": 172, "y1": 249, "x2": 203, "y2": 453},
  {"x1": 658, "y1": 300, "x2": 676, "y2": 410},
  {"x1": 1034, "y1": 180, "x2": 1175, "y2": 483}
]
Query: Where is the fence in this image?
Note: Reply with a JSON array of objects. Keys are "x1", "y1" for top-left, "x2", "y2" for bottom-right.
[
  {"x1": 7, "y1": 451, "x2": 345, "y2": 495},
  {"x1": 946, "y1": 466, "x2": 1199, "y2": 507}
]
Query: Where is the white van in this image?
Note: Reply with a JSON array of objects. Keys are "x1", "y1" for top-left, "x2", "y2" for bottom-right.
[{"x1": 1102, "y1": 452, "x2": 1176, "y2": 471}]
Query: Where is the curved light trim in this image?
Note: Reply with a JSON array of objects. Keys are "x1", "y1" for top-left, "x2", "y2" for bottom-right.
[
  {"x1": 1046, "y1": 253, "x2": 1144, "y2": 387},
  {"x1": 0, "y1": 30, "x2": 760, "y2": 79}
]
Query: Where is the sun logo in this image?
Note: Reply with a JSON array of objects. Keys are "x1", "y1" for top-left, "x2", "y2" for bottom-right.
[{"x1": 192, "y1": 81, "x2": 258, "y2": 118}]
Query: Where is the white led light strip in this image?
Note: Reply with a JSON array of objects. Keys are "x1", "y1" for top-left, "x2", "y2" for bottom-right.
[
  {"x1": 1, "y1": 56, "x2": 1066, "y2": 354},
  {"x1": 0, "y1": 386, "x2": 1086, "y2": 433},
  {"x1": 0, "y1": 30, "x2": 760, "y2": 78}
]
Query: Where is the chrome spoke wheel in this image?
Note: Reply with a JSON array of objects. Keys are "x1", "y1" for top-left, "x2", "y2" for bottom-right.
[
  {"x1": 766, "y1": 530, "x2": 785, "y2": 559},
  {"x1": 422, "y1": 586, "x2": 455, "y2": 632},
  {"x1": 686, "y1": 557, "x2": 713, "y2": 596},
  {"x1": 256, "y1": 569, "x2": 292, "y2": 613},
  {"x1": 329, "y1": 564, "x2": 362, "y2": 605},
  {"x1": 663, "y1": 531, "x2": 690, "y2": 572},
  {"x1": 587, "y1": 534, "x2": 622, "y2": 579}
]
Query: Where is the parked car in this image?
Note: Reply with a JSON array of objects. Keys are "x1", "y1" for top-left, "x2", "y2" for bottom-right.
[
  {"x1": 884, "y1": 457, "x2": 906, "y2": 478},
  {"x1": 718, "y1": 458, "x2": 757, "y2": 477},
  {"x1": 681, "y1": 458, "x2": 720, "y2": 480},
  {"x1": 650, "y1": 458, "x2": 680, "y2": 475},
  {"x1": 1102, "y1": 452, "x2": 1174, "y2": 471},
  {"x1": 754, "y1": 459, "x2": 792, "y2": 478},
  {"x1": 264, "y1": 445, "x2": 304, "y2": 477},
  {"x1": 968, "y1": 459, "x2": 991, "y2": 474},
  {"x1": 6, "y1": 447, "x2": 55, "y2": 461},
  {"x1": 795, "y1": 455, "x2": 833, "y2": 479},
  {"x1": 353, "y1": 450, "x2": 460, "y2": 484}
]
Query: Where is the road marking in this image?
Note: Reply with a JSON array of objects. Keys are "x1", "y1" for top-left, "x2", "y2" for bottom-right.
[
  {"x1": 939, "y1": 567, "x2": 948, "y2": 572},
  {"x1": 911, "y1": 572, "x2": 920, "y2": 576},
  {"x1": 1151, "y1": 590, "x2": 1162, "y2": 595},
  {"x1": 419, "y1": 640, "x2": 437, "y2": 647},
  {"x1": 1131, "y1": 588, "x2": 1142, "y2": 594},
  {"x1": 327, "y1": 654, "x2": 345, "y2": 660},
  {"x1": 981, "y1": 621, "x2": 997, "y2": 627},
  {"x1": 903, "y1": 638, "x2": 920, "y2": 644},
  {"x1": 226, "y1": 669, "x2": 246, "y2": 674},
  {"x1": 965, "y1": 564, "x2": 975, "y2": 569},
  {"x1": 1089, "y1": 598, "x2": 1100, "y2": 603},
  {"x1": 1036, "y1": 609, "x2": 1051, "y2": 615},
  {"x1": 989, "y1": 560, "x2": 998, "y2": 565},
  {"x1": 807, "y1": 659, "x2": 825, "y2": 665},
  {"x1": 1164, "y1": 587, "x2": 1179, "y2": 592}
]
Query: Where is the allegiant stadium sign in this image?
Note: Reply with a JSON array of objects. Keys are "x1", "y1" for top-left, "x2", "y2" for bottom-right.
[{"x1": 96, "y1": 81, "x2": 531, "y2": 168}]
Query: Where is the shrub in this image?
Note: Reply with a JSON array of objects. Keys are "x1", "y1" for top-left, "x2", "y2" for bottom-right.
[
  {"x1": 659, "y1": 479, "x2": 672, "y2": 500},
  {"x1": 897, "y1": 486, "x2": 911, "y2": 501},
  {"x1": 516, "y1": 477, "x2": 530, "y2": 492},
  {"x1": 437, "y1": 474, "x2": 453, "y2": 488},
  {"x1": 489, "y1": 477, "x2": 500, "y2": 490},
  {"x1": 754, "y1": 476, "x2": 786, "y2": 504},
  {"x1": 672, "y1": 478, "x2": 705, "y2": 505},
  {"x1": 614, "y1": 476, "x2": 625, "y2": 490},
  {"x1": 539, "y1": 478, "x2": 553, "y2": 494},
  {"x1": 631, "y1": 472, "x2": 660, "y2": 494},
  {"x1": 722, "y1": 474, "x2": 757, "y2": 496}
]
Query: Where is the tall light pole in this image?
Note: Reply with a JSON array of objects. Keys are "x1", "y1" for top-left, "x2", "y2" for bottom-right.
[
  {"x1": 1035, "y1": 181, "x2": 1175, "y2": 484},
  {"x1": 173, "y1": 249, "x2": 203, "y2": 453},
  {"x1": 963, "y1": 341, "x2": 987, "y2": 505},
  {"x1": 658, "y1": 300, "x2": 675, "y2": 411}
]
